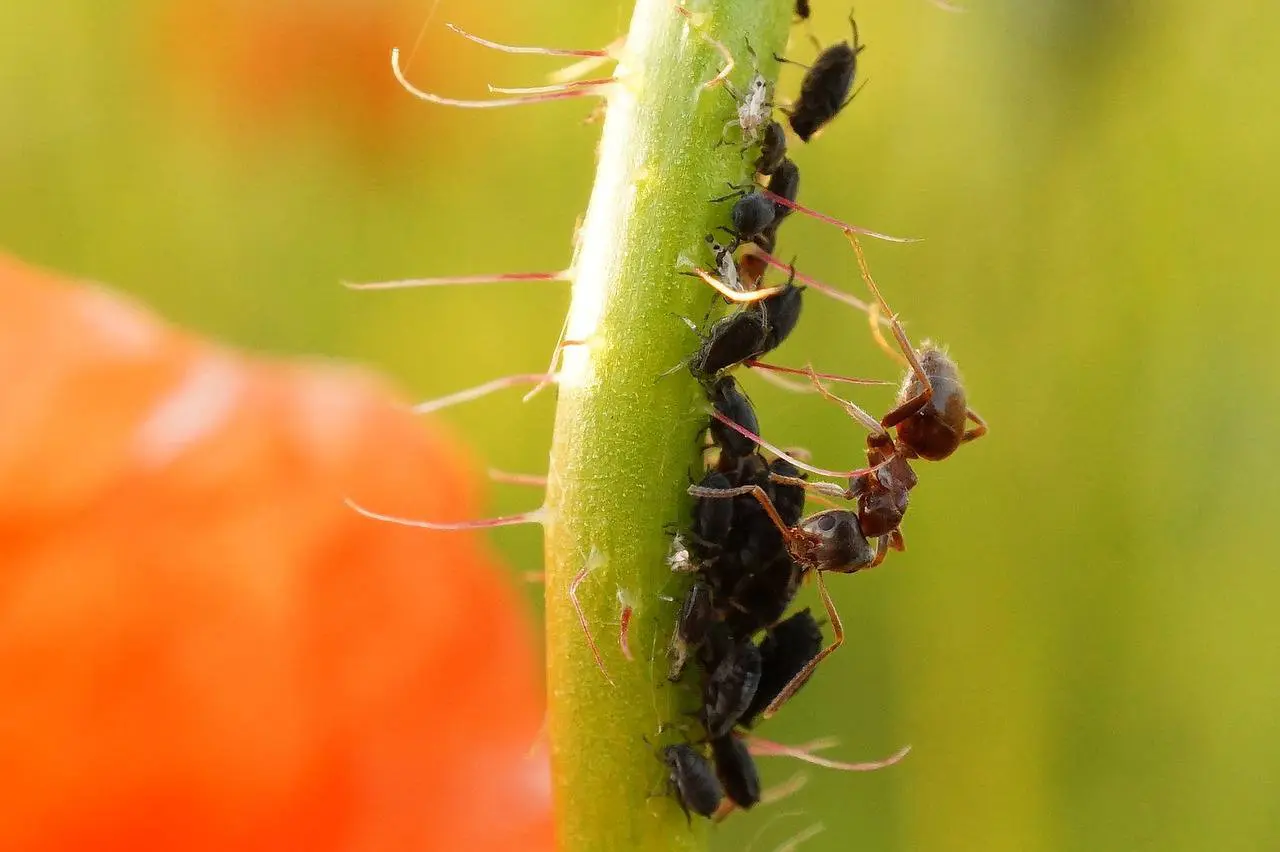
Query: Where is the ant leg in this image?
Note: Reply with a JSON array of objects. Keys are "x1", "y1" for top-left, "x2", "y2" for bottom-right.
[
  {"x1": 800, "y1": 366, "x2": 888, "y2": 438},
  {"x1": 758, "y1": 189, "x2": 921, "y2": 243},
  {"x1": 706, "y1": 410, "x2": 891, "y2": 480},
  {"x1": 392, "y1": 48, "x2": 612, "y2": 108},
  {"x1": 343, "y1": 269, "x2": 571, "y2": 291},
  {"x1": 865, "y1": 300, "x2": 906, "y2": 366},
  {"x1": 686, "y1": 483, "x2": 796, "y2": 544},
  {"x1": 767, "y1": 472, "x2": 846, "y2": 503},
  {"x1": 747, "y1": 360, "x2": 894, "y2": 387},
  {"x1": 570, "y1": 553, "x2": 615, "y2": 685},
  {"x1": 344, "y1": 497, "x2": 549, "y2": 530},
  {"x1": 868, "y1": 535, "x2": 892, "y2": 568},
  {"x1": 751, "y1": 251, "x2": 881, "y2": 317},
  {"x1": 844, "y1": 233, "x2": 936, "y2": 430},
  {"x1": 487, "y1": 468, "x2": 549, "y2": 487},
  {"x1": 963, "y1": 408, "x2": 989, "y2": 443},
  {"x1": 446, "y1": 22, "x2": 615, "y2": 58},
  {"x1": 761, "y1": 570, "x2": 842, "y2": 719},
  {"x1": 413, "y1": 373, "x2": 556, "y2": 414}
]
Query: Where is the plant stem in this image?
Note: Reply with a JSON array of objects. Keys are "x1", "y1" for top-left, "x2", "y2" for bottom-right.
[{"x1": 543, "y1": 2, "x2": 791, "y2": 849}]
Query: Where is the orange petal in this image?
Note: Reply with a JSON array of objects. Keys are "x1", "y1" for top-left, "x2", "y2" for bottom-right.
[{"x1": 0, "y1": 252, "x2": 551, "y2": 852}]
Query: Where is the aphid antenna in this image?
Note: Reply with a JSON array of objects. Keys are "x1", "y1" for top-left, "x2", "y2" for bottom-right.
[
  {"x1": 748, "y1": 737, "x2": 913, "y2": 772},
  {"x1": 343, "y1": 269, "x2": 573, "y2": 291},
  {"x1": 487, "y1": 468, "x2": 549, "y2": 487},
  {"x1": 704, "y1": 409, "x2": 892, "y2": 480},
  {"x1": 413, "y1": 372, "x2": 558, "y2": 415},
  {"x1": 344, "y1": 497, "x2": 549, "y2": 531},
  {"x1": 391, "y1": 47, "x2": 614, "y2": 108},
  {"x1": 757, "y1": 187, "x2": 921, "y2": 244},
  {"x1": 571, "y1": 548, "x2": 616, "y2": 685}
]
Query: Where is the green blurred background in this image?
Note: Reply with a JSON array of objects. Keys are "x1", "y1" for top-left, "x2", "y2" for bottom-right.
[{"x1": 4, "y1": 0, "x2": 1278, "y2": 849}]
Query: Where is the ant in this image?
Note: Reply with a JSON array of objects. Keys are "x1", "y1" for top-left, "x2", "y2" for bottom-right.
[
  {"x1": 779, "y1": 13, "x2": 867, "y2": 141},
  {"x1": 661, "y1": 743, "x2": 724, "y2": 823},
  {"x1": 710, "y1": 734, "x2": 761, "y2": 811},
  {"x1": 687, "y1": 463, "x2": 887, "y2": 719}
]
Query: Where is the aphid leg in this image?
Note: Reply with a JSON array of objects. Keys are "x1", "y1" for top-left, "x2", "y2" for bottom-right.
[
  {"x1": 570, "y1": 552, "x2": 615, "y2": 685},
  {"x1": 413, "y1": 373, "x2": 557, "y2": 414},
  {"x1": 618, "y1": 592, "x2": 636, "y2": 662},
  {"x1": 747, "y1": 359, "x2": 894, "y2": 387},
  {"x1": 963, "y1": 408, "x2": 989, "y2": 443},
  {"x1": 844, "y1": 233, "x2": 936, "y2": 429},
  {"x1": 672, "y1": 3, "x2": 735, "y2": 89},
  {"x1": 488, "y1": 468, "x2": 549, "y2": 487},
  {"x1": 446, "y1": 22, "x2": 615, "y2": 58},
  {"x1": 706, "y1": 410, "x2": 890, "y2": 480},
  {"x1": 392, "y1": 48, "x2": 611, "y2": 108},
  {"x1": 761, "y1": 570, "x2": 843, "y2": 719},
  {"x1": 758, "y1": 189, "x2": 921, "y2": 244},
  {"x1": 772, "y1": 52, "x2": 812, "y2": 70},
  {"x1": 344, "y1": 498, "x2": 549, "y2": 530}
]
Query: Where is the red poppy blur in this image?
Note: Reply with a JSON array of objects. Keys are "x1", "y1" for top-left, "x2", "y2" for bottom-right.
[{"x1": 0, "y1": 252, "x2": 552, "y2": 851}]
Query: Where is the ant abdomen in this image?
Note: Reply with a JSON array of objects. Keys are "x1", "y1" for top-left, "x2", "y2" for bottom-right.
[
  {"x1": 894, "y1": 346, "x2": 968, "y2": 462},
  {"x1": 797, "y1": 509, "x2": 875, "y2": 573}
]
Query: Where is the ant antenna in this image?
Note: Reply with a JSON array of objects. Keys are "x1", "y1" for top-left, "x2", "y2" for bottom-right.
[
  {"x1": 391, "y1": 48, "x2": 614, "y2": 108},
  {"x1": 760, "y1": 570, "x2": 843, "y2": 719},
  {"x1": 746, "y1": 360, "x2": 893, "y2": 388}
]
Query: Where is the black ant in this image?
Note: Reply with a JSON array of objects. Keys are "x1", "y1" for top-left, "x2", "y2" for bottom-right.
[
  {"x1": 710, "y1": 734, "x2": 761, "y2": 810},
  {"x1": 779, "y1": 14, "x2": 867, "y2": 141},
  {"x1": 661, "y1": 743, "x2": 724, "y2": 823}
]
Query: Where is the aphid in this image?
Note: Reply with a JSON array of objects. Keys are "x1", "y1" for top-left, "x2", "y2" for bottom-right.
[
  {"x1": 767, "y1": 458, "x2": 807, "y2": 527},
  {"x1": 723, "y1": 71, "x2": 773, "y2": 143},
  {"x1": 795, "y1": 0, "x2": 813, "y2": 20},
  {"x1": 781, "y1": 14, "x2": 866, "y2": 141},
  {"x1": 690, "y1": 308, "x2": 769, "y2": 378},
  {"x1": 711, "y1": 186, "x2": 777, "y2": 250},
  {"x1": 700, "y1": 630, "x2": 763, "y2": 738},
  {"x1": 669, "y1": 580, "x2": 716, "y2": 681},
  {"x1": 754, "y1": 121, "x2": 788, "y2": 176},
  {"x1": 708, "y1": 376, "x2": 761, "y2": 462},
  {"x1": 765, "y1": 159, "x2": 801, "y2": 226},
  {"x1": 661, "y1": 744, "x2": 724, "y2": 823},
  {"x1": 710, "y1": 734, "x2": 761, "y2": 810},
  {"x1": 741, "y1": 609, "x2": 824, "y2": 726},
  {"x1": 690, "y1": 470, "x2": 736, "y2": 559},
  {"x1": 721, "y1": 551, "x2": 801, "y2": 638}
]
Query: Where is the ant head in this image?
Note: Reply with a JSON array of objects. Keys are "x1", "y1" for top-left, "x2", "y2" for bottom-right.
[
  {"x1": 797, "y1": 509, "x2": 875, "y2": 573},
  {"x1": 895, "y1": 346, "x2": 968, "y2": 462}
]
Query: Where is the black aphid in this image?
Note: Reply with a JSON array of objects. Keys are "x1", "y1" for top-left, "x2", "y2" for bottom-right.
[
  {"x1": 754, "y1": 121, "x2": 788, "y2": 176},
  {"x1": 795, "y1": 0, "x2": 813, "y2": 20},
  {"x1": 701, "y1": 630, "x2": 763, "y2": 738},
  {"x1": 690, "y1": 470, "x2": 736, "y2": 559},
  {"x1": 742, "y1": 608, "x2": 825, "y2": 725},
  {"x1": 662, "y1": 744, "x2": 724, "y2": 822},
  {"x1": 783, "y1": 15, "x2": 865, "y2": 141},
  {"x1": 712, "y1": 187, "x2": 777, "y2": 250},
  {"x1": 690, "y1": 308, "x2": 769, "y2": 378},
  {"x1": 711, "y1": 734, "x2": 761, "y2": 809},
  {"x1": 708, "y1": 376, "x2": 760, "y2": 462},
  {"x1": 669, "y1": 580, "x2": 716, "y2": 681}
]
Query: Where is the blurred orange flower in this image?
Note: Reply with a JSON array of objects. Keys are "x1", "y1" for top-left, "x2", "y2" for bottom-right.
[{"x1": 0, "y1": 252, "x2": 551, "y2": 851}]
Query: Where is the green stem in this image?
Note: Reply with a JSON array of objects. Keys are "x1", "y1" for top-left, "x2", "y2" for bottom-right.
[{"x1": 544, "y1": 2, "x2": 790, "y2": 849}]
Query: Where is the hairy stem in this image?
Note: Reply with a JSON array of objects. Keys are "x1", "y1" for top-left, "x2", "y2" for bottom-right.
[{"x1": 543, "y1": 1, "x2": 791, "y2": 850}]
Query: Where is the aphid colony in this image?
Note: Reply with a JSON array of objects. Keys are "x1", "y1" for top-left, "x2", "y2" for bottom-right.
[
  {"x1": 661, "y1": 6, "x2": 986, "y2": 822},
  {"x1": 346, "y1": 0, "x2": 986, "y2": 833}
]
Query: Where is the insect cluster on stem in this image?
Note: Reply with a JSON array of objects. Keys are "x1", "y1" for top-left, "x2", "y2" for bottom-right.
[{"x1": 341, "y1": 0, "x2": 984, "y2": 836}]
